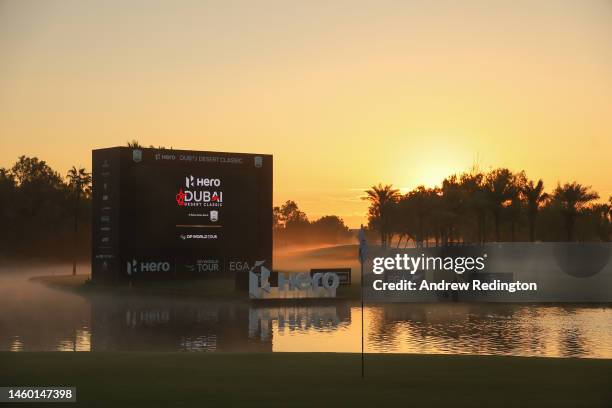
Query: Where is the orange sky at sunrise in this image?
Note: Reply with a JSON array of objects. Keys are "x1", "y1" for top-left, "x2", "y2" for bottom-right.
[{"x1": 1, "y1": 0, "x2": 611, "y2": 227}]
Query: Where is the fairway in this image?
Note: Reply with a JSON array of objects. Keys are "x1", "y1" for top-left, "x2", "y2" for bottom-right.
[{"x1": 1, "y1": 353, "x2": 611, "y2": 407}]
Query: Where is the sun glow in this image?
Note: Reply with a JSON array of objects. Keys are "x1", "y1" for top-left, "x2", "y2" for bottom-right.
[
  {"x1": 395, "y1": 138, "x2": 473, "y2": 191},
  {"x1": 1, "y1": 1, "x2": 611, "y2": 228},
  {"x1": 413, "y1": 164, "x2": 459, "y2": 189}
]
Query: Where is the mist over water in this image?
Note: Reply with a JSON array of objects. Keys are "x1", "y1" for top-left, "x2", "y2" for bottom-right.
[
  {"x1": 0, "y1": 264, "x2": 91, "y2": 351},
  {"x1": 274, "y1": 244, "x2": 360, "y2": 277},
  {"x1": 1, "y1": 249, "x2": 612, "y2": 358}
]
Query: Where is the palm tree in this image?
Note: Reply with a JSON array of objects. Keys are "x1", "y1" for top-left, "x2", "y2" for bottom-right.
[
  {"x1": 459, "y1": 171, "x2": 487, "y2": 244},
  {"x1": 363, "y1": 183, "x2": 400, "y2": 248},
  {"x1": 440, "y1": 175, "x2": 464, "y2": 245},
  {"x1": 485, "y1": 168, "x2": 516, "y2": 242},
  {"x1": 67, "y1": 166, "x2": 92, "y2": 275},
  {"x1": 521, "y1": 179, "x2": 548, "y2": 242},
  {"x1": 505, "y1": 171, "x2": 526, "y2": 242},
  {"x1": 553, "y1": 182, "x2": 599, "y2": 241},
  {"x1": 127, "y1": 140, "x2": 142, "y2": 148},
  {"x1": 405, "y1": 186, "x2": 431, "y2": 247},
  {"x1": 591, "y1": 203, "x2": 611, "y2": 242}
]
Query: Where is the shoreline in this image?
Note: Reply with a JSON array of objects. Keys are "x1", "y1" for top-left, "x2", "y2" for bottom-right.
[
  {"x1": 30, "y1": 274, "x2": 612, "y2": 306},
  {"x1": 30, "y1": 274, "x2": 363, "y2": 300}
]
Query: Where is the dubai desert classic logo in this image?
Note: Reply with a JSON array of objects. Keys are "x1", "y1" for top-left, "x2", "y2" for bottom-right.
[{"x1": 176, "y1": 175, "x2": 223, "y2": 207}]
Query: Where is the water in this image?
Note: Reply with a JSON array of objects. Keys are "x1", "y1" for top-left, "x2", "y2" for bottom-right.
[{"x1": 1, "y1": 265, "x2": 612, "y2": 358}]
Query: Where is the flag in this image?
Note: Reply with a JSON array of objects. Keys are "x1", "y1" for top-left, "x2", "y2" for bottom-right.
[{"x1": 359, "y1": 225, "x2": 367, "y2": 264}]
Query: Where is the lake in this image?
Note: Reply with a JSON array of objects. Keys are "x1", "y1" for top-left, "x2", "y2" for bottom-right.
[{"x1": 1, "y1": 264, "x2": 611, "y2": 358}]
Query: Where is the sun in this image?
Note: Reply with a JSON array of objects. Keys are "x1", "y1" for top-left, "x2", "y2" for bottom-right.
[
  {"x1": 416, "y1": 164, "x2": 458, "y2": 187},
  {"x1": 398, "y1": 163, "x2": 460, "y2": 192}
]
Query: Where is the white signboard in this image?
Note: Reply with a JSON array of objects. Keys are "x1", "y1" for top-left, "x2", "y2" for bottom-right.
[{"x1": 249, "y1": 261, "x2": 339, "y2": 299}]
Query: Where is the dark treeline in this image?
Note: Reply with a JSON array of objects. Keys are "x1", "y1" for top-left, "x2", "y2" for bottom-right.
[
  {"x1": 364, "y1": 168, "x2": 612, "y2": 248},
  {"x1": 0, "y1": 154, "x2": 353, "y2": 259},
  {"x1": 0, "y1": 156, "x2": 91, "y2": 261},
  {"x1": 273, "y1": 200, "x2": 353, "y2": 247},
  {"x1": 2, "y1": 154, "x2": 610, "y2": 259}
]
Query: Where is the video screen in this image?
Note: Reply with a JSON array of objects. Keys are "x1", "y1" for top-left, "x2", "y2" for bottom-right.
[{"x1": 91, "y1": 148, "x2": 272, "y2": 280}]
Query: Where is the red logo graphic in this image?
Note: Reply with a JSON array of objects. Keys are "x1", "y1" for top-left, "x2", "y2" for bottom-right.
[
  {"x1": 176, "y1": 188, "x2": 186, "y2": 206},
  {"x1": 212, "y1": 192, "x2": 220, "y2": 202}
]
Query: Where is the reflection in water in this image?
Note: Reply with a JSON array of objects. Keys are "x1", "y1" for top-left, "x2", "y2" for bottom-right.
[
  {"x1": 1, "y1": 268, "x2": 612, "y2": 358},
  {"x1": 364, "y1": 304, "x2": 612, "y2": 358},
  {"x1": 249, "y1": 305, "x2": 351, "y2": 341},
  {"x1": 0, "y1": 266, "x2": 90, "y2": 352},
  {"x1": 10, "y1": 336, "x2": 24, "y2": 352},
  {"x1": 90, "y1": 296, "x2": 271, "y2": 352}
]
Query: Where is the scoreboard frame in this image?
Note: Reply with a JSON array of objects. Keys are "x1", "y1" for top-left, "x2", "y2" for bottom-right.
[{"x1": 91, "y1": 146, "x2": 272, "y2": 288}]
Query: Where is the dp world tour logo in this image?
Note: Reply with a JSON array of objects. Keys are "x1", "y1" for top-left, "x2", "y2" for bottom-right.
[{"x1": 176, "y1": 175, "x2": 223, "y2": 207}]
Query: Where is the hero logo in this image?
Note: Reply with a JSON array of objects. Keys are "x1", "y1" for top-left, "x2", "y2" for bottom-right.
[
  {"x1": 176, "y1": 175, "x2": 223, "y2": 207},
  {"x1": 249, "y1": 261, "x2": 340, "y2": 299},
  {"x1": 126, "y1": 259, "x2": 171, "y2": 275}
]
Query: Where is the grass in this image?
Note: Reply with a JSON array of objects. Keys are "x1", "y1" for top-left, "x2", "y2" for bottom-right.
[{"x1": 1, "y1": 352, "x2": 611, "y2": 407}]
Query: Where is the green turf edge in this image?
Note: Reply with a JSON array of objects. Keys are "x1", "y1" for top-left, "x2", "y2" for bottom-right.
[{"x1": 1, "y1": 352, "x2": 611, "y2": 407}]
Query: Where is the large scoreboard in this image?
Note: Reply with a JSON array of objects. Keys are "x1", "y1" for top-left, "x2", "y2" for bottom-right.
[{"x1": 91, "y1": 147, "x2": 272, "y2": 287}]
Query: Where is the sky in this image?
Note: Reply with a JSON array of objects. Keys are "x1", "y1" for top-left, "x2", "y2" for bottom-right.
[{"x1": 1, "y1": 0, "x2": 611, "y2": 227}]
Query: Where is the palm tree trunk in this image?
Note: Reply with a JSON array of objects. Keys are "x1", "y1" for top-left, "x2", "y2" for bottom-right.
[
  {"x1": 529, "y1": 214, "x2": 535, "y2": 242},
  {"x1": 482, "y1": 213, "x2": 487, "y2": 244},
  {"x1": 494, "y1": 211, "x2": 501, "y2": 242},
  {"x1": 418, "y1": 215, "x2": 424, "y2": 248},
  {"x1": 567, "y1": 215, "x2": 574, "y2": 242}
]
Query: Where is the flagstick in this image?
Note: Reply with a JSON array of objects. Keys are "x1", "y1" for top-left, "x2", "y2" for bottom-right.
[
  {"x1": 359, "y1": 224, "x2": 366, "y2": 379},
  {"x1": 361, "y1": 258, "x2": 365, "y2": 379}
]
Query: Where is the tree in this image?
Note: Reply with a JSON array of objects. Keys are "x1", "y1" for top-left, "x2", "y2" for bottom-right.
[
  {"x1": 553, "y1": 182, "x2": 599, "y2": 241},
  {"x1": 521, "y1": 179, "x2": 549, "y2": 242},
  {"x1": 591, "y1": 202, "x2": 611, "y2": 242},
  {"x1": 363, "y1": 184, "x2": 400, "y2": 248},
  {"x1": 460, "y1": 169, "x2": 489, "y2": 243},
  {"x1": 394, "y1": 193, "x2": 412, "y2": 247},
  {"x1": 0, "y1": 169, "x2": 16, "y2": 253},
  {"x1": 10, "y1": 157, "x2": 68, "y2": 254},
  {"x1": 311, "y1": 215, "x2": 351, "y2": 243},
  {"x1": 405, "y1": 186, "x2": 431, "y2": 247},
  {"x1": 394, "y1": 194, "x2": 416, "y2": 248},
  {"x1": 11, "y1": 155, "x2": 64, "y2": 187},
  {"x1": 505, "y1": 171, "x2": 525, "y2": 242},
  {"x1": 127, "y1": 140, "x2": 142, "y2": 148},
  {"x1": 273, "y1": 200, "x2": 310, "y2": 243},
  {"x1": 440, "y1": 175, "x2": 464, "y2": 245},
  {"x1": 485, "y1": 168, "x2": 516, "y2": 242},
  {"x1": 277, "y1": 200, "x2": 308, "y2": 226},
  {"x1": 67, "y1": 166, "x2": 92, "y2": 275}
]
